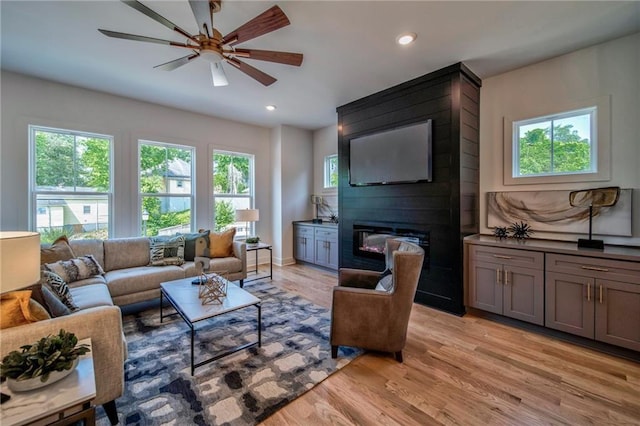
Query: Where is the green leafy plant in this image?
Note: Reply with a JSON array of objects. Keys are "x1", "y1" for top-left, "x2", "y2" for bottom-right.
[{"x1": 0, "y1": 330, "x2": 90, "y2": 383}]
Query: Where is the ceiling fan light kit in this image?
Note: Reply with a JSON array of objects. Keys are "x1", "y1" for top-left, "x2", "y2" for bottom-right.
[{"x1": 99, "y1": 0, "x2": 303, "y2": 87}]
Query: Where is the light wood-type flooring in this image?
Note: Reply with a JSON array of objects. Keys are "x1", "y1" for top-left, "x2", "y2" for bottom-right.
[{"x1": 257, "y1": 263, "x2": 640, "y2": 425}]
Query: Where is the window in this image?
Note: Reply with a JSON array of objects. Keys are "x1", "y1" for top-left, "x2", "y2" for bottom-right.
[
  {"x1": 139, "y1": 141, "x2": 194, "y2": 236},
  {"x1": 83, "y1": 205, "x2": 91, "y2": 215},
  {"x1": 213, "y1": 151, "x2": 254, "y2": 237},
  {"x1": 324, "y1": 154, "x2": 338, "y2": 188},
  {"x1": 504, "y1": 95, "x2": 611, "y2": 185},
  {"x1": 30, "y1": 125, "x2": 113, "y2": 243}
]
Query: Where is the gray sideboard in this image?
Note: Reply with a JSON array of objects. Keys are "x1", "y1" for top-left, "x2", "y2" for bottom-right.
[
  {"x1": 293, "y1": 221, "x2": 339, "y2": 270},
  {"x1": 464, "y1": 235, "x2": 640, "y2": 352}
]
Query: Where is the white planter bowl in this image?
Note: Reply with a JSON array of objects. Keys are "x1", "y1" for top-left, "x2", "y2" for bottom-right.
[{"x1": 7, "y1": 358, "x2": 79, "y2": 392}]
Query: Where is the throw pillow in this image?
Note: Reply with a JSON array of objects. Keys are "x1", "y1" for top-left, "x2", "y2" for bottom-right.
[
  {"x1": 178, "y1": 230, "x2": 210, "y2": 261},
  {"x1": 41, "y1": 270, "x2": 79, "y2": 311},
  {"x1": 40, "y1": 235, "x2": 76, "y2": 265},
  {"x1": 0, "y1": 290, "x2": 50, "y2": 329},
  {"x1": 43, "y1": 255, "x2": 105, "y2": 283},
  {"x1": 375, "y1": 272, "x2": 394, "y2": 292},
  {"x1": 149, "y1": 235, "x2": 186, "y2": 266},
  {"x1": 26, "y1": 281, "x2": 72, "y2": 317},
  {"x1": 208, "y1": 228, "x2": 236, "y2": 258}
]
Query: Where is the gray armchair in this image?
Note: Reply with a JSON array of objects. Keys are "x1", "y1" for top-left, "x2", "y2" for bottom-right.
[{"x1": 330, "y1": 239, "x2": 424, "y2": 362}]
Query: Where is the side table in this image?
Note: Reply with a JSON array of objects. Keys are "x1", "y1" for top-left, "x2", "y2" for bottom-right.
[
  {"x1": 244, "y1": 242, "x2": 273, "y2": 285},
  {"x1": 0, "y1": 338, "x2": 96, "y2": 426}
]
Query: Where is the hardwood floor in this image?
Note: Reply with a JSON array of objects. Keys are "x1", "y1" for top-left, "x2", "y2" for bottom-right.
[{"x1": 258, "y1": 264, "x2": 640, "y2": 425}]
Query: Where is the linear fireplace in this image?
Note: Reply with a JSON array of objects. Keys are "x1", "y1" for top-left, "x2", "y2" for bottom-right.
[{"x1": 353, "y1": 223, "x2": 429, "y2": 268}]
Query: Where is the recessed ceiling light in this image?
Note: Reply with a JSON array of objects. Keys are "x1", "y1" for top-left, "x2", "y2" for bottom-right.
[
  {"x1": 266, "y1": 105, "x2": 277, "y2": 111},
  {"x1": 397, "y1": 32, "x2": 417, "y2": 46}
]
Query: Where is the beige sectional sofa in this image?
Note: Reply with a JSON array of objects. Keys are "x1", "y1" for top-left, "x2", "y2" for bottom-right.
[{"x1": 0, "y1": 235, "x2": 247, "y2": 424}]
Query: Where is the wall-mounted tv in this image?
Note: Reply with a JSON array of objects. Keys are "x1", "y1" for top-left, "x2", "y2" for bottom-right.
[{"x1": 349, "y1": 119, "x2": 432, "y2": 186}]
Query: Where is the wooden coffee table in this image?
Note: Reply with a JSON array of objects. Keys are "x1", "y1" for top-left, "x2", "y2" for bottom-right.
[{"x1": 160, "y1": 277, "x2": 262, "y2": 375}]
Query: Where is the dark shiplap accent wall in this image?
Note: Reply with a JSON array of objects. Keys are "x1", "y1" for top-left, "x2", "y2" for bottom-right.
[{"x1": 336, "y1": 63, "x2": 481, "y2": 315}]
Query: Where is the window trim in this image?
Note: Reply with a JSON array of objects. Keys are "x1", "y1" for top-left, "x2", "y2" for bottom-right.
[
  {"x1": 29, "y1": 124, "x2": 114, "y2": 237},
  {"x1": 138, "y1": 140, "x2": 195, "y2": 236},
  {"x1": 503, "y1": 95, "x2": 611, "y2": 185}
]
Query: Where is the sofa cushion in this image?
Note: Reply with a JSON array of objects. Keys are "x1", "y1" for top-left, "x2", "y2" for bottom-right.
[
  {"x1": 43, "y1": 255, "x2": 105, "y2": 284},
  {"x1": 206, "y1": 257, "x2": 243, "y2": 275},
  {"x1": 208, "y1": 228, "x2": 236, "y2": 258},
  {"x1": 40, "y1": 235, "x2": 75, "y2": 265},
  {"x1": 104, "y1": 266, "x2": 185, "y2": 298},
  {"x1": 0, "y1": 290, "x2": 50, "y2": 329},
  {"x1": 70, "y1": 284, "x2": 114, "y2": 310},
  {"x1": 149, "y1": 235, "x2": 185, "y2": 266},
  {"x1": 67, "y1": 274, "x2": 108, "y2": 289},
  {"x1": 103, "y1": 237, "x2": 150, "y2": 271},
  {"x1": 178, "y1": 230, "x2": 210, "y2": 261},
  {"x1": 68, "y1": 239, "x2": 105, "y2": 272}
]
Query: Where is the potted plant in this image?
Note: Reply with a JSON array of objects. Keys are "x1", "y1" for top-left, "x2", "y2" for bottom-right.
[{"x1": 1, "y1": 329, "x2": 90, "y2": 392}]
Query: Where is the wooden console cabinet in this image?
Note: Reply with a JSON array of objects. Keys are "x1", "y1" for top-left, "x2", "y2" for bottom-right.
[
  {"x1": 464, "y1": 235, "x2": 640, "y2": 352},
  {"x1": 293, "y1": 222, "x2": 339, "y2": 270}
]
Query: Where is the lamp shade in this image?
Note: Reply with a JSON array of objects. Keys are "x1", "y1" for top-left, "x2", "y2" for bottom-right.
[
  {"x1": 235, "y1": 209, "x2": 259, "y2": 222},
  {"x1": 0, "y1": 231, "x2": 41, "y2": 293}
]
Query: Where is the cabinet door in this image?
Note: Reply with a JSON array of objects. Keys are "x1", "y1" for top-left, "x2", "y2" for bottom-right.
[
  {"x1": 595, "y1": 279, "x2": 640, "y2": 351},
  {"x1": 314, "y1": 237, "x2": 329, "y2": 266},
  {"x1": 294, "y1": 226, "x2": 314, "y2": 262},
  {"x1": 545, "y1": 272, "x2": 594, "y2": 338},
  {"x1": 327, "y1": 239, "x2": 339, "y2": 270},
  {"x1": 503, "y1": 265, "x2": 544, "y2": 325},
  {"x1": 468, "y1": 260, "x2": 503, "y2": 315}
]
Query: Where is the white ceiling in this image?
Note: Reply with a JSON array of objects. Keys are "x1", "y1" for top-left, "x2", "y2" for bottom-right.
[{"x1": 2, "y1": 1, "x2": 639, "y2": 130}]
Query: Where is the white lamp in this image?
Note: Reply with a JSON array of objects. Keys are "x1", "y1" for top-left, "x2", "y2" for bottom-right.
[
  {"x1": 0, "y1": 231, "x2": 41, "y2": 293},
  {"x1": 235, "y1": 209, "x2": 259, "y2": 241}
]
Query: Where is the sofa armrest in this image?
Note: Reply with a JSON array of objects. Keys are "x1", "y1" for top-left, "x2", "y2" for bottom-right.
[
  {"x1": 233, "y1": 241, "x2": 248, "y2": 280},
  {"x1": 0, "y1": 306, "x2": 125, "y2": 406}
]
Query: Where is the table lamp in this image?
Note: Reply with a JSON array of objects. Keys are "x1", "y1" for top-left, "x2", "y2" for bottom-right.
[
  {"x1": 235, "y1": 209, "x2": 259, "y2": 243},
  {"x1": 0, "y1": 231, "x2": 41, "y2": 404}
]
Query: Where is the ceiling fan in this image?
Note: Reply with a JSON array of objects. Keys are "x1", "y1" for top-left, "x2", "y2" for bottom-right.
[{"x1": 99, "y1": 0, "x2": 303, "y2": 87}]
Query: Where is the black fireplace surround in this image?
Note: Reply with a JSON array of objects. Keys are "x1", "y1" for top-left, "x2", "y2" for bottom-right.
[{"x1": 353, "y1": 223, "x2": 429, "y2": 269}]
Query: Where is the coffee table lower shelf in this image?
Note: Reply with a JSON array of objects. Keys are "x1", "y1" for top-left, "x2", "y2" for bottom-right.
[{"x1": 160, "y1": 279, "x2": 262, "y2": 376}]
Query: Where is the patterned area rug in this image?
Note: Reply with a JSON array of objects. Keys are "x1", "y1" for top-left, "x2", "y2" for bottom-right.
[{"x1": 97, "y1": 281, "x2": 360, "y2": 425}]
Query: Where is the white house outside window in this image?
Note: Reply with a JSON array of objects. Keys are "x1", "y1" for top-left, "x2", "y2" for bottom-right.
[
  {"x1": 139, "y1": 141, "x2": 194, "y2": 236},
  {"x1": 213, "y1": 151, "x2": 254, "y2": 237},
  {"x1": 30, "y1": 125, "x2": 113, "y2": 243}
]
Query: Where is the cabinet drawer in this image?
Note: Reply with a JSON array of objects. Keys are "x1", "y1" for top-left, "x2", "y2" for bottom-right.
[
  {"x1": 294, "y1": 225, "x2": 314, "y2": 237},
  {"x1": 315, "y1": 228, "x2": 338, "y2": 241},
  {"x1": 546, "y1": 253, "x2": 640, "y2": 284},
  {"x1": 469, "y1": 245, "x2": 543, "y2": 269}
]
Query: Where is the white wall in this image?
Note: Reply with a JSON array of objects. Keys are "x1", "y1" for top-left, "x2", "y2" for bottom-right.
[
  {"x1": 313, "y1": 125, "x2": 338, "y2": 219},
  {"x1": 480, "y1": 32, "x2": 640, "y2": 246},
  {"x1": 0, "y1": 71, "x2": 274, "y2": 245}
]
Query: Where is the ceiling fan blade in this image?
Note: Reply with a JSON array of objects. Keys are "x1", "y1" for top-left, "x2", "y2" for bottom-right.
[
  {"x1": 231, "y1": 49, "x2": 303, "y2": 66},
  {"x1": 188, "y1": 0, "x2": 214, "y2": 37},
  {"x1": 154, "y1": 53, "x2": 200, "y2": 71},
  {"x1": 221, "y1": 5, "x2": 290, "y2": 46},
  {"x1": 121, "y1": 0, "x2": 197, "y2": 42},
  {"x1": 225, "y1": 57, "x2": 276, "y2": 86},
  {"x1": 98, "y1": 29, "x2": 195, "y2": 48},
  {"x1": 210, "y1": 61, "x2": 229, "y2": 87}
]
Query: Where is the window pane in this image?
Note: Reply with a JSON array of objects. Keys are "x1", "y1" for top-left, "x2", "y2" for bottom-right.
[
  {"x1": 551, "y1": 114, "x2": 592, "y2": 173},
  {"x1": 213, "y1": 153, "x2": 250, "y2": 195},
  {"x1": 35, "y1": 130, "x2": 75, "y2": 190},
  {"x1": 517, "y1": 120, "x2": 552, "y2": 176},
  {"x1": 215, "y1": 196, "x2": 250, "y2": 234},
  {"x1": 36, "y1": 195, "x2": 109, "y2": 242},
  {"x1": 76, "y1": 136, "x2": 111, "y2": 192},
  {"x1": 141, "y1": 196, "x2": 191, "y2": 236},
  {"x1": 140, "y1": 143, "x2": 192, "y2": 195},
  {"x1": 324, "y1": 155, "x2": 338, "y2": 188}
]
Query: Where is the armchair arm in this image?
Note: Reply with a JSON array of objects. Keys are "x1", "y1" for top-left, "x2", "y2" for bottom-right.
[
  {"x1": 338, "y1": 268, "x2": 380, "y2": 289},
  {"x1": 233, "y1": 241, "x2": 248, "y2": 280},
  {"x1": 0, "y1": 306, "x2": 125, "y2": 406}
]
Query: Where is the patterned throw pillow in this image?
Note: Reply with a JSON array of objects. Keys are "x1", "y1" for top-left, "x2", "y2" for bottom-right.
[
  {"x1": 43, "y1": 255, "x2": 105, "y2": 283},
  {"x1": 40, "y1": 271, "x2": 78, "y2": 311},
  {"x1": 375, "y1": 270, "x2": 394, "y2": 292},
  {"x1": 149, "y1": 235, "x2": 185, "y2": 266}
]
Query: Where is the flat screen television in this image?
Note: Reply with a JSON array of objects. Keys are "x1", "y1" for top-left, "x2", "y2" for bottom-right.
[{"x1": 349, "y1": 119, "x2": 432, "y2": 186}]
